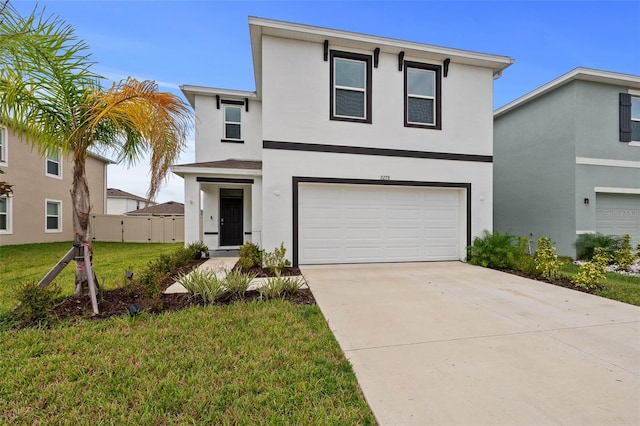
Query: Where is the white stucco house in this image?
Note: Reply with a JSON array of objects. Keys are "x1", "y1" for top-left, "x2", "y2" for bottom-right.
[{"x1": 172, "y1": 17, "x2": 513, "y2": 266}]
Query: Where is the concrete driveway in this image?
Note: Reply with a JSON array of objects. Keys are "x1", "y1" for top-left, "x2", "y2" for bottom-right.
[{"x1": 302, "y1": 262, "x2": 640, "y2": 425}]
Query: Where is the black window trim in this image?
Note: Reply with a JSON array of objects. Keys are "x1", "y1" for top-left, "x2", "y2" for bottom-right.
[
  {"x1": 404, "y1": 61, "x2": 442, "y2": 130},
  {"x1": 330, "y1": 50, "x2": 372, "y2": 124}
]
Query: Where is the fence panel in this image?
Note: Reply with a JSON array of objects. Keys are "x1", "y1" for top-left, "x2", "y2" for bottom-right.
[{"x1": 90, "y1": 215, "x2": 185, "y2": 243}]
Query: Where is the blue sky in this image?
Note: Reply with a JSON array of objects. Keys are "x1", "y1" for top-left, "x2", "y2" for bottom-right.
[{"x1": 13, "y1": 0, "x2": 640, "y2": 203}]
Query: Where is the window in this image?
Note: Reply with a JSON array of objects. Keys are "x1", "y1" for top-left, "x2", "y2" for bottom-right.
[
  {"x1": 632, "y1": 96, "x2": 640, "y2": 142},
  {"x1": 0, "y1": 127, "x2": 6, "y2": 165},
  {"x1": 46, "y1": 148, "x2": 62, "y2": 178},
  {"x1": 45, "y1": 200, "x2": 62, "y2": 232},
  {"x1": 330, "y1": 51, "x2": 372, "y2": 123},
  {"x1": 405, "y1": 62, "x2": 441, "y2": 129},
  {"x1": 0, "y1": 196, "x2": 10, "y2": 233},
  {"x1": 223, "y1": 106, "x2": 242, "y2": 141}
]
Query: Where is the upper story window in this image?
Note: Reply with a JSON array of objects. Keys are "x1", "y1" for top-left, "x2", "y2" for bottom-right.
[
  {"x1": 46, "y1": 148, "x2": 62, "y2": 178},
  {"x1": 0, "y1": 196, "x2": 11, "y2": 234},
  {"x1": 330, "y1": 51, "x2": 372, "y2": 123},
  {"x1": 632, "y1": 96, "x2": 640, "y2": 142},
  {"x1": 404, "y1": 61, "x2": 441, "y2": 129},
  {"x1": 45, "y1": 199, "x2": 62, "y2": 232},
  {"x1": 0, "y1": 127, "x2": 7, "y2": 166},
  {"x1": 223, "y1": 105, "x2": 242, "y2": 142}
]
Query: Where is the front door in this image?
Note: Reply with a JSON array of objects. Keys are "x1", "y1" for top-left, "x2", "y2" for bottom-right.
[{"x1": 220, "y1": 189, "x2": 243, "y2": 246}]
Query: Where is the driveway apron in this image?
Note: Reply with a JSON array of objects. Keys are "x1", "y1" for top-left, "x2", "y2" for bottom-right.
[{"x1": 302, "y1": 262, "x2": 640, "y2": 425}]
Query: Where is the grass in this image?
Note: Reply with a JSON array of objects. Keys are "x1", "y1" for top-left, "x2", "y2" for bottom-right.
[
  {"x1": 559, "y1": 261, "x2": 640, "y2": 306},
  {"x1": 0, "y1": 302, "x2": 375, "y2": 424},
  {"x1": 0, "y1": 242, "x2": 180, "y2": 313}
]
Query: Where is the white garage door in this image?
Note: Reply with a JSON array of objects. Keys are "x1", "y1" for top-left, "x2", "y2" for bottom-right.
[
  {"x1": 299, "y1": 183, "x2": 464, "y2": 264},
  {"x1": 596, "y1": 193, "x2": 640, "y2": 247}
]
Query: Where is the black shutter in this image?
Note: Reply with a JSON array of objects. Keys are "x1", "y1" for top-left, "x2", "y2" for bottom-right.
[{"x1": 619, "y1": 93, "x2": 632, "y2": 142}]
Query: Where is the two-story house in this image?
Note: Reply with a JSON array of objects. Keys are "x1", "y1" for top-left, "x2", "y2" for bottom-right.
[
  {"x1": 106, "y1": 188, "x2": 156, "y2": 215},
  {"x1": 494, "y1": 68, "x2": 640, "y2": 256},
  {"x1": 0, "y1": 125, "x2": 110, "y2": 245},
  {"x1": 173, "y1": 17, "x2": 513, "y2": 266}
]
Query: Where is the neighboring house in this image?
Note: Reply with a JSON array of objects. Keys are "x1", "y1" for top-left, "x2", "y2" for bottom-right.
[
  {"x1": 125, "y1": 201, "x2": 184, "y2": 216},
  {"x1": 106, "y1": 188, "x2": 155, "y2": 215},
  {"x1": 0, "y1": 126, "x2": 110, "y2": 245},
  {"x1": 494, "y1": 68, "x2": 640, "y2": 256},
  {"x1": 173, "y1": 17, "x2": 513, "y2": 266}
]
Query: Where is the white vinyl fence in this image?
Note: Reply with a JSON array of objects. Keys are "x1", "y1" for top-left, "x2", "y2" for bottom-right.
[{"x1": 90, "y1": 214, "x2": 186, "y2": 243}]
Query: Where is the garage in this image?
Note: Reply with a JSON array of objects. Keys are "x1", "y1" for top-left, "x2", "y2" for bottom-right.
[
  {"x1": 297, "y1": 182, "x2": 468, "y2": 264},
  {"x1": 595, "y1": 193, "x2": 640, "y2": 246}
]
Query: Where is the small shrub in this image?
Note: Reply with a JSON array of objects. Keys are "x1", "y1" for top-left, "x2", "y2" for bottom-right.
[
  {"x1": 572, "y1": 247, "x2": 609, "y2": 290},
  {"x1": 259, "y1": 273, "x2": 304, "y2": 300},
  {"x1": 179, "y1": 269, "x2": 227, "y2": 304},
  {"x1": 12, "y1": 281, "x2": 61, "y2": 326},
  {"x1": 186, "y1": 241, "x2": 209, "y2": 259},
  {"x1": 612, "y1": 234, "x2": 635, "y2": 271},
  {"x1": 262, "y1": 242, "x2": 291, "y2": 275},
  {"x1": 224, "y1": 269, "x2": 257, "y2": 299},
  {"x1": 467, "y1": 230, "x2": 528, "y2": 270},
  {"x1": 533, "y1": 237, "x2": 560, "y2": 280},
  {"x1": 239, "y1": 242, "x2": 262, "y2": 272},
  {"x1": 573, "y1": 233, "x2": 623, "y2": 261}
]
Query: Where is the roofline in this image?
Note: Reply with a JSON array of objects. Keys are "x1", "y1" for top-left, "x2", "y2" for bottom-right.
[
  {"x1": 495, "y1": 67, "x2": 640, "y2": 117},
  {"x1": 171, "y1": 165, "x2": 262, "y2": 178},
  {"x1": 248, "y1": 16, "x2": 514, "y2": 93},
  {"x1": 88, "y1": 151, "x2": 116, "y2": 165},
  {"x1": 180, "y1": 85, "x2": 259, "y2": 108}
]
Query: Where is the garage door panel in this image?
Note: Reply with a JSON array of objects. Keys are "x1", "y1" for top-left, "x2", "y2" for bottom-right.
[
  {"x1": 595, "y1": 194, "x2": 640, "y2": 247},
  {"x1": 299, "y1": 184, "x2": 464, "y2": 264}
]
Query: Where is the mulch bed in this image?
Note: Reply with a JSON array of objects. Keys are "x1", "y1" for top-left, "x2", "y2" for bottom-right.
[
  {"x1": 497, "y1": 268, "x2": 602, "y2": 294},
  {"x1": 51, "y1": 260, "x2": 315, "y2": 322}
]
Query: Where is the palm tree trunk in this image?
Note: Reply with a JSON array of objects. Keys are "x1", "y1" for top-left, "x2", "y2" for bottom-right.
[{"x1": 71, "y1": 153, "x2": 93, "y2": 296}]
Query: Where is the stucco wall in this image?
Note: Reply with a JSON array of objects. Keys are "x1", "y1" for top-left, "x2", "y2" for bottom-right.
[
  {"x1": 494, "y1": 83, "x2": 577, "y2": 255},
  {"x1": 0, "y1": 128, "x2": 107, "y2": 245},
  {"x1": 260, "y1": 35, "x2": 496, "y2": 156},
  {"x1": 261, "y1": 149, "x2": 493, "y2": 262},
  {"x1": 194, "y1": 95, "x2": 263, "y2": 162}
]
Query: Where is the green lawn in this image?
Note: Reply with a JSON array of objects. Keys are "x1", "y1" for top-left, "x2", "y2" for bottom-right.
[
  {"x1": 0, "y1": 242, "x2": 180, "y2": 313},
  {"x1": 0, "y1": 302, "x2": 375, "y2": 424},
  {"x1": 559, "y1": 261, "x2": 640, "y2": 306}
]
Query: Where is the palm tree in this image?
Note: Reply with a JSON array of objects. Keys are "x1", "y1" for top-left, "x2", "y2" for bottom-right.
[{"x1": 0, "y1": 2, "x2": 192, "y2": 296}]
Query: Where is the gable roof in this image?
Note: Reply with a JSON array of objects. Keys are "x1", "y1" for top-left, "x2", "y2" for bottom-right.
[
  {"x1": 248, "y1": 17, "x2": 514, "y2": 95},
  {"x1": 495, "y1": 67, "x2": 640, "y2": 118},
  {"x1": 125, "y1": 201, "x2": 184, "y2": 216},
  {"x1": 107, "y1": 188, "x2": 151, "y2": 203}
]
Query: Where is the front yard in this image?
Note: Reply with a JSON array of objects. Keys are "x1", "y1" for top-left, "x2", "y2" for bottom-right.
[
  {"x1": 0, "y1": 301, "x2": 375, "y2": 424},
  {"x1": 0, "y1": 242, "x2": 375, "y2": 424}
]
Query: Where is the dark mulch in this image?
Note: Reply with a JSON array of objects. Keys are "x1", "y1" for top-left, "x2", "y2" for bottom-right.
[
  {"x1": 240, "y1": 266, "x2": 302, "y2": 277},
  {"x1": 497, "y1": 268, "x2": 602, "y2": 294},
  {"x1": 52, "y1": 260, "x2": 315, "y2": 322}
]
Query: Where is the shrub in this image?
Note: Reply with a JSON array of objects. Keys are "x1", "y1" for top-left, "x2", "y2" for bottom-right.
[
  {"x1": 239, "y1": 242, "x2": 262, "y2": 272},
  {"x1": 263, "y1": 242, "x2": 291, "y2": 275},
  {"x1": 179, "y1": 269, "x2": 227, "y2": 304},
  {"x1": 224, "y1": 269, "x2": 257, "y2": 299},
  {"x1": 533, "y1": 237, "x2": 560, "y2": 280},
  {"x1": 572, "y1": 247, "x2": 609, "y2": 290},
  {"x1": 185, "y1": 241, "x2": 209, "y2": 259},
  {"x1": 467, "y1": 230, "x2": 528, "y2": 270},
  {"x1": 573, "y1": 233, "x2": 623, "y2": 261},
  {"x1": 12, "y1": 281, "x2": 61, "y2": 326},
  {"x1": 612, "y1": 234, "x2": 635, "y2": 271},
  {"x1": 259, "y1": 273, "x2": 304, "y2": 300}
]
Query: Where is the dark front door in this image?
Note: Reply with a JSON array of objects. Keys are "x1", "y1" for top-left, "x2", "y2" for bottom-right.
[{"x1": 220, "y1": 190, "x2": 243, "y2": 246}]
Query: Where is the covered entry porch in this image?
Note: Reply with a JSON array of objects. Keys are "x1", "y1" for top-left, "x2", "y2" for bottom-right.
[{"x1": 172, "y1": 160, "x2": 262, "y2": 249}]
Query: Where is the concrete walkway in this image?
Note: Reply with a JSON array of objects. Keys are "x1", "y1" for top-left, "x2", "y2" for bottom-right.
[{"x1": 302, "y1": 262, "x2": 640, "y2": 425}]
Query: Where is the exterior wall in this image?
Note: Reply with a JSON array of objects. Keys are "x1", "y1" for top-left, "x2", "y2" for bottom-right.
[
  {"x1": 107, "y1": 197, "x2": 146, "y2": 215},
  {"x1": 494, "y1": 83, "x2": 577, "y2": 255},
  {"x1": 261, "y1": 148, "x2": 493, "y2": 262},
  {"x1": 0, "y1": 128, "x2": 107, "y2": 245},
  {"x1": 261, "y1": 35, "x2": 495, "y2": 156},
  {"x1": 194, "y1": 95, "x2": 263, "y2": 162}
]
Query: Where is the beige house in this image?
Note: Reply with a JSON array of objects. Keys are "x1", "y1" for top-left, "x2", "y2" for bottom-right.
[{"x1": 0, "y1": 126, "x2": 111, "y2": 245}]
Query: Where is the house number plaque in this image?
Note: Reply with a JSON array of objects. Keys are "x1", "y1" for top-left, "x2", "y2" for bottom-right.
[{"x1": 380, "y1": 175, "x2": 390, "y2": 180}]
